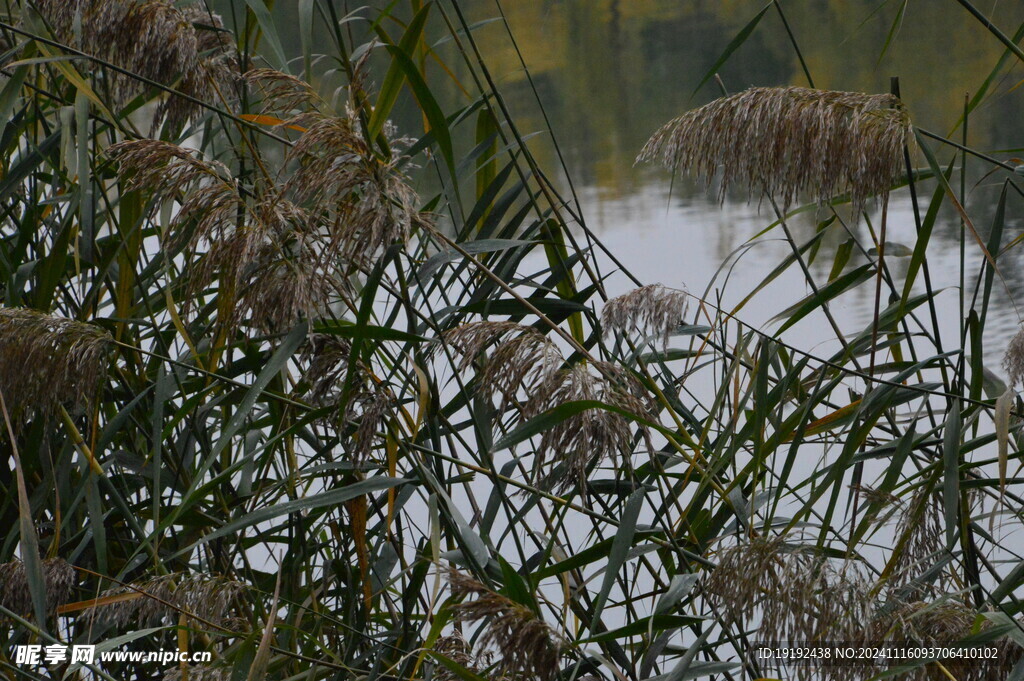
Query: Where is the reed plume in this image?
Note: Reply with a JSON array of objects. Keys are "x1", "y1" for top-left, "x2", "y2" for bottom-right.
[
  {"x1": 602, "y1": 284, "x2": 689, "y2": 346},
  {"x1": 34, "y1": 0, "x2": 236, "y2": 131},
  {"x1": 637, "y1": 86, "x2": 912, "y2": 216},
  {"x1": 849, "y1": 483, "x2": 903, "y2": 527},
  {"x1": 245, "y1": 68, "x2": 324, "y2": 115},
  {"x1": 82, "y1": 572, "x2": 245, "y2": 628},
  {"x1": 876, "y1": 599, "x2": 1019, "y2": 681},
  {"x1": 888, "y1": 489, "x2": 945, "y2": 598},
  {"x1": 0, "y1": 557, "x2": 75, "y2": 616},
  {"x1": 432, "y1": 631, "x2": 494, "y2": 681},
  {"x1": 442, "y1": 321, "x2": 562, "y2": 409},
  {"x1": 0, "y1": 308, "x2": 112, "y2": 423},
  {"x1": 109, "y1": 141, "x2": 344, "y2": 330},
  {"x1": 300, "y1": 335, "x2": 353, "y2": 405},
  {"x1": 107, "y1": 140, "x2": 241, "y2": 257},
  {"x1": 299, "y1": 335, "x2": 394, "y2": 464},
  {"x1": 237, "y1": 239, "x2": 342, "y2": 333},
  {"x1": 283, "y1": 111, "x2": 424, "y2": 267},
  {"x1": 344, "y1": 384, "x2": 394, "y2": 464},
  {"x1": 443, "y1": 322, "x2": 651, "y2": 492},
  {"x1": 1003, "y1": 327, "x2": 1024, "y2": 389},
  {"x1": 448, "y1": 570, "x2": 563, "y2": 681},
  {"x1": 524, "y1": 361, "x2": 652, "y2": 494},
  {"x1": 110, "y1": 77, "x2": 425, "y2": 330},
  {"x1": 707, "y1": 537, "x2": 873, "y2": 644},
  {"x1": 705, "y1": 535, "x2": 792, "y2": 626}
]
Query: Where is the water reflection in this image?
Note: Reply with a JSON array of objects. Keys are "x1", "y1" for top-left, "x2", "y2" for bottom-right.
[
  {"x1": 458, "y1": 0, "x2": 1024, "y2": 360},
  {"x1": 471, "y1": 0, "x2": 1024, "y2": 179},
  {"x1": 244, "y1": 0, "x2": 1024, "y2": 358}
]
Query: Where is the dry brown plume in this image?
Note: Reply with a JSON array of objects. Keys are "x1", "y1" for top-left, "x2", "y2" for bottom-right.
[
  {"x1": 442, "y1": 322, "x2": 652, "y2": 493},
  {"x1": 0, "y1": 308, "x2": 112, "y2": 424},
  {"x1": 34, "y1": 0, "x2": 236, "y2": 131},
  {"x1": 637, "y1": 86, "x2": 912, "y2": 216},
  {"x1": 524, "y1": 361, "x2": 652, "y2": 494},
  {"x1": 81, "y1": 572, "x2": 245, "y2": 628},
  {"x1": 448, "y1": 570, "x2": 563, "y2": 681},
  {"x1": 706, "y1": 537, "x2": 873, "y2": 644},
  {"x1": 0, "y1": 557, "x2": 75, "y2": 616},
  {"x1": 602, "y1": 284, "x2": 689, "y2": 346},
  {"x1": 109, "y1": 84, "x2": 423, "y2": 332}
]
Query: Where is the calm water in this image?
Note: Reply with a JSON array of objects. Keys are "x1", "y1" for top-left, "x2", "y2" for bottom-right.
[
  {"x1": 461, "y1": 0, "x2": 1024, "y2": 365},
  {"x1": 250, "y1": 0, "x2": 1024, "y2": 362}
]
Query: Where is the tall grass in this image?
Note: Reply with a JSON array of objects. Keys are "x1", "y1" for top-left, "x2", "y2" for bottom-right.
[{"x1": 0, "y1": 1, "x2": 1023, "y2": 680}]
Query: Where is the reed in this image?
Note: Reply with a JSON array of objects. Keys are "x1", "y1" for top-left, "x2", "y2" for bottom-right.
[
  {"x1": 0, "y1": 558, "x2": 75, "y2": 616},
  {"x1": 81, "y1": 573, "x2": 245, "y2": 628},
  {"x1": 0, "y1": 308, "x2": 111, "y2": 423},
  {"x1": 448, "y1": 570, "x2": 564, "y2": 681},
  {"x1": 35, "y1": 0, "x2": 234, "y2": 131},
  {"x1": 602, "y1": 284, "x2": 690, "y2": 346},
  {"x1": 638, "y1": 86, "x2": 912, "y2": 215},
  {"x1": 0, "y1": 2, "x2": 1021, "y2": 680}
]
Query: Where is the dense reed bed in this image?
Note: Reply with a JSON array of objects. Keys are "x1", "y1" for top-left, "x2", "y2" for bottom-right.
[{"x1": 0, "y1": 1, "x2": 1023, "y2": 680}]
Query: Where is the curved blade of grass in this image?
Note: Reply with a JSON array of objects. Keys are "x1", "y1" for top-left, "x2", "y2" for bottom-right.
[
  {"x1": 368, "y1": 4, "x2": 431, "y2": 142},
  {"x1": 692, "y1": 3, "x2": 770, "y2": 96},
  {"x1": 588, "y1": 488, "x2": 645, "y2": 633}
]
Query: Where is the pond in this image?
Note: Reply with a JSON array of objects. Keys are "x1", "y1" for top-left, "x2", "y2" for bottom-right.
[{"x1": 460, "y1": 0, "x2": 1024, "y2": 366}]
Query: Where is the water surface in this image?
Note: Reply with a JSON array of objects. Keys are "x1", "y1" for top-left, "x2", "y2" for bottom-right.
[{"x1": 464, "y1": 0, "x2": 1024, "y2": 365}]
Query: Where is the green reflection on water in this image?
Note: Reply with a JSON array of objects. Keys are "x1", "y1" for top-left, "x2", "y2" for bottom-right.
[{"x1": 459, "y1": 0, "x2": 1024, "y2": 198}]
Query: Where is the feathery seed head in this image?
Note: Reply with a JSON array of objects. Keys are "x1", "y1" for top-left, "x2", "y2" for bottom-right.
[
  {"x1": 345, "y1": 383, "x2": 394, "y2": 465},
  {"x1": 35, "y1": 0, "x2": 236, "y2": 131},
  {"x1": 525, "y1": 361, "x2": 652, "y2": 494},
  {"x1": 298, "y1": 335, "x2": 393, "y2": 465},
  {"x1": 0, "y1": 308, "x2": 112, "y2": 424},
  {"x1": 110, "y1": 141, "x2": 346, "y2": 330},
  {"x1": 441, "y1": 321, "x2": 531, "y2": 369},
  {"x1": 602, "y1": 284, "x2": 689, "y2": 346},
  {"x1": 849, "y1": 483, "x2": 903, "y2": 527},
  {"x1": 705, "y1": 535, "x2": 791, "y2": 625},
  {"x1": 1003, "y1": 326, "x2": 1024, "y2": 389},
  {"x1": 108, "y1": 139, "x2": 233, "y2": 199},
  {"x1": 0, "y1": 557, "x2": 75, "y2": 616},
  {"x1": 82, "y1": 572, "x2": 245, "y2": 628},
  {"x1": 442, "y1": 321, "x2": 563, "y2": 408},
  {"x1": 443, "y1": 322, "x2": 651, "y2": 493},
  {"x1": 764, "y1": 557, "x2": 873, "y2": 645},
  {"x1": 300, "y1": 335, "x2": 353, "y2": 405},
  {"x1": 638, "y1": 86, "x2": 912, "y2": 216},
  {"x1": 245, "y1": 68, "x2": 324, "y2": 115},
  {"x1": 448, "y1": 570, "x2": 563, "y2": 681},
  {"x1": 238, "y1": 241, "x2": 341, "y2": 332},
  {"x1": 888, "y1": 489, "x2": 946, "y2": 599},
  {"x1": 432, "y1": 631, "x2": 496, "y2": 681},
  {"x1": 876, "y1": 599, "x2": 1019, "y2": 681},
  {"x1": 707, "y1": 537, "x2": 873, "y2": 645},
  {"x1": 285, "y1": 112, "x2": 422, "y2": 265}
]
